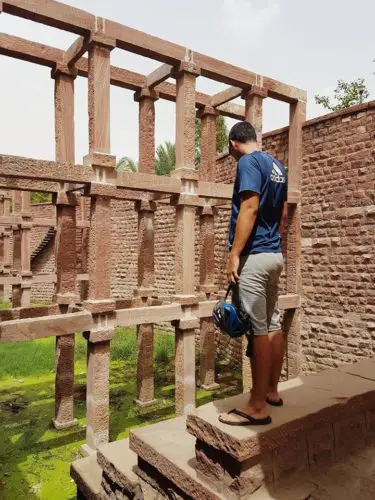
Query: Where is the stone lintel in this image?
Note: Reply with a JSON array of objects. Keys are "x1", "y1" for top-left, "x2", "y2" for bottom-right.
[
  {"x1": 172, "y1": 318, "x2": 200, "y2": 330},
  {"x1": 51, "y1": 63, "x2": 78, "y2": 80},
  {"x1": 199, "y1": 284, "x2": 217, "y2": 294},
  {"x1": 134, "y1": 287, "x2": 156, "y2": 298},
  {"x1": 170, "y1": 167, "x2": 199, "y2": 181},
  {"x1": 83, "y1": 299, "x2": 116, "y2": 314},
  {"x1": 88, "y1": 32, "x2": 116, "y2": 51},
  {"x1": 173, "y1": 61, "x2": 201, "y2": 78},
  {"x1": 134, "y1": 87, "x2": 159, "y2": 102},
  {"x1": 242, "y1": 86, "x2": 268, "y2": 99},
  {"x1": 83, "y1": 152, "x2": 117, "y2": 168},
  {"x1": 174, "y1": 294, "x2": 198, "y2": 306},
  {"x1": 55, "y1": 292, "x2": 80, "y2": 305},
  {"x1": 196, "y1": 106, "x2": 220, "y2": 119},
  {"x1": 83, "y1": 329, "x2": 115, "y2": 343},
  {"x1": 170, "y1": 194, "x2": 200, "y2": 207},
  {"x1": 134, "y1": 200, "x2": 157, "y2": 213},
  {"x1": 86, "y1": 183, "x2": 116, "y2": 198}
]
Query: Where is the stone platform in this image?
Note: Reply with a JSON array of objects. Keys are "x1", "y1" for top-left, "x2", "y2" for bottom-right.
[{"x1": 71, "y1": 358, "x2": 375, "y2": 499}]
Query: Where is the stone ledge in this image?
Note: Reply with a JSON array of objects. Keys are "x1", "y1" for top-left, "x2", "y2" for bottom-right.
[
  {"x1": 186, "y1": 358, "x2": 375, "y2": 462},
  {"x1": 70, "y1": 454, "x2": 102, "y2": 500},
  {"x1": 97, "y1": 438, "x2": 139, "y2": 496},
  {"x1": 129, "y1": 417, "x2": 224, "y2": 500}
]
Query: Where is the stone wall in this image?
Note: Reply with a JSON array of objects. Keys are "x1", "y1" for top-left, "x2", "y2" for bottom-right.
[{"x1": 215, "y1": 101, "x2": 375, "y2": 372}]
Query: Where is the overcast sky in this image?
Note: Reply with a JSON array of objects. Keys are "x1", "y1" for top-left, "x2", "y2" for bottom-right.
[{"x1": 0, "y1": 0, "x2": 374, "y2": 163}]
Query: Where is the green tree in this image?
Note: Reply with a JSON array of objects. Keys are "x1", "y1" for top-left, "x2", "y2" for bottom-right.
[
  {"x1": 116, "y1": 156, "x2": 138, "y2": 173},
  {"x1": 194, "y1": 115, "x2": 228, "y2": 165},
  {"x1": 155, "y1": 141, "x2": 176, "y2": 176},
  {"x1": 315, "y1": 78, "x2": 369, "y2": 112},
  {"x1": 31, "y1": 192, "x2": 51, "y2": 204}
]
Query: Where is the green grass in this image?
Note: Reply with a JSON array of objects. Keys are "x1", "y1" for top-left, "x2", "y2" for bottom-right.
[{"x1": 0, "y1": 328, "x2": 241, "y2": 499}]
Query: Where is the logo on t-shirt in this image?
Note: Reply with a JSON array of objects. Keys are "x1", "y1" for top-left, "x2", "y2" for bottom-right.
[{"x1": 271, "y1": 162, "x2": 286, "y2": 183}]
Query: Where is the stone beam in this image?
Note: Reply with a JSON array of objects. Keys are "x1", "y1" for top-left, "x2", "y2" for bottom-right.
[
  {"x1": 65, "y1": 35, "x2": 87, "y2": 66},
  {"x1": 211, "y1": 86, "x2": 243, "y2": 108},
  {"x1": 116, "y1": 304, "x2": 183, "y2": 327},
  {"x1": 197, "y1": 181, "x2": 233, "y2": 200},
  {"x1": 0, "y1": 311, "x2": 93, "y2": 343},
  {"x1": 2, "y1": 0, "x2": 95, "y2": 34},
  {"x1": 0, "y1": 34, "x2": 245, "y2": 118},
  {"x1": 0, "y1": 155, "x2": 93, "y2": 183},
  {"x1": 116, "y1": 172, "x2": 181, "y2": 194},
  {"x1": 146, "y1": 63, "x2": 174, "y2": 89}
]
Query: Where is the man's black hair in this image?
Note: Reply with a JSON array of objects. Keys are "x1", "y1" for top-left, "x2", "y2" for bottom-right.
[{"x1": 228, "y1": 121, "x2": 257, "y2": 143}]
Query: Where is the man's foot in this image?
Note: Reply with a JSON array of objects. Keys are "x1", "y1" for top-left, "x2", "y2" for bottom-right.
[
  {"x1": 219, "y1": 405, "x2": 270, "y2": 425},
  {"x1": 266, "y1": 391, "x2": 283, "y2": 407}
]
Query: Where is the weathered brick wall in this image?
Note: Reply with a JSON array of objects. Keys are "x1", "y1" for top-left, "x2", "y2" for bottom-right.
[{"x1": 215, "y1": 101, "x2": 375, "y2": 372}]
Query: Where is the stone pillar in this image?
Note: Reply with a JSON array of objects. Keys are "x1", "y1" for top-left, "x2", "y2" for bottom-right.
[
  {"x1": 285, "y1": 99, "x2": 306, "y2": 379},
  {"x1": 241, "y1": 86, "x2": 267, "y2": 393},
  {"x1": 0, "y1": 193, "x2": 5, "y2": 301},
  {"x1": 133, "y1": 88, "x2": 158, "y2": 406},
  {"x1": 197, "y1": 106, "x2": 219, "y2": 390},
  {"x1": 243, "y1": 86, "x2": 267, "y2": 149},
  {"x1": 172, "y1": 60, "x2": 200, "y2": 416},
  {"x1": 11, "y1": 190, "x2": 22, "y2": 307},
  {"x1": 51, "y1": 64, "x2": 79, "y2": 430},
  {"x1": 20, "y1": 191, "x2": 32, "y2": 307},
  {"x1": 82, "y1": 29, "x2": 116, "y2": 454}
]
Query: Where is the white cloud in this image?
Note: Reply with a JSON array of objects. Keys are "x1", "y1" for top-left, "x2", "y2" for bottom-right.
[{"x1": 219, "y1": 0, "x2": 281, "y2": 46}]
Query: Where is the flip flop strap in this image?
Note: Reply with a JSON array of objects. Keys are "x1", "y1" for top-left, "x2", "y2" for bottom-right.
[{"x1": 228, "y1": 408, "x2": 254, "y2": 421}]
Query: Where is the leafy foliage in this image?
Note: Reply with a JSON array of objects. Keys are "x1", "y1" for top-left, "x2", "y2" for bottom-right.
[
  {"x1": 155, "y1": 141, "x2": 176, "y2": 176},
  {"x1": 116, "y1": 156, "x2": 138, "y2": 173},
  {"x1": 30, "y1": 192, "x2": 51, "y2": 204},
  {"x1": 315, "y1": 78, "x2": 369, "y2": 112}
]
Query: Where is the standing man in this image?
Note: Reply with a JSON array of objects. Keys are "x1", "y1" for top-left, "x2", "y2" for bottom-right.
[{"x1": 219, "y1": 121, "x2": 288, "y2": 426}]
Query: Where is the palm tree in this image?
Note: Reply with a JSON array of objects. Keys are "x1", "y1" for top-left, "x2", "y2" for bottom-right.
[
  {"x1": 155, "y1": 141, "x2": 176, "y2": 176},
  {"x1": 116, "y1": 156, "x2": 138, "y2": 173}
]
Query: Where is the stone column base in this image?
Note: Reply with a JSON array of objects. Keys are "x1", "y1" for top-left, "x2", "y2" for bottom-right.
[
  {"x1": 52, "y1": 418, "x2": 78, "y2": 430},
  {"x1": 135, "y1": 398, "x2": 157, "y2": 408}
]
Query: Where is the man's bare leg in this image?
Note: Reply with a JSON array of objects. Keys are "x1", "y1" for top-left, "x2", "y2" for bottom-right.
[
  {"x1": 267, "y1": 330, "x2": 284, "y2": 402},
  {"x1": 219, "y1": 334, "x2": 272, "y2": 423}
]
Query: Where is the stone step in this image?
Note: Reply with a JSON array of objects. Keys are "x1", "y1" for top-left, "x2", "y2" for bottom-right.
[
  {"x1": 70, "y1": 453, "x2": 102, "y2": 500},
  {"x1": 184, "y1": 358, "x2": 375, "y2": 496},
  {"x1": 129, "y1": 416, "x2": 227, "y2": 500},
  {"x1": 97, "y1": 438, "x2": 142, "y2": 499}
]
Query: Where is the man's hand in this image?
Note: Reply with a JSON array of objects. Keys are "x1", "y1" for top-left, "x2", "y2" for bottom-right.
[{"x1": 227, "y1": 252, "x2": 240, "y2": 284}]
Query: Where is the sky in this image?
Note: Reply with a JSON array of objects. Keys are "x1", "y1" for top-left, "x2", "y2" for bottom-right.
[{"x1": 0, "y1": 0, "x2": 374, "y2": 163}]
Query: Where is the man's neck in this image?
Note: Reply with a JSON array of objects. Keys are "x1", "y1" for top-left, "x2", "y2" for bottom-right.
[{"x1": 242, "y1": 142, "x2": 259, "y2": 156}]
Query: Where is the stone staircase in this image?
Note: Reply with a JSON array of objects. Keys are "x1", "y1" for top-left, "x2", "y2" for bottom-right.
[
  {"x1": 31, "y1": 227, "x2": 55, "y2": 263},
  {"x1": 71, "y1": 358, "x2": 375, "y2": 499}
]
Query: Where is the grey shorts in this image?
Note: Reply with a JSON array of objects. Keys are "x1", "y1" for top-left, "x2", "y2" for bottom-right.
[{"x1": 235, "y1": 253, "x2": 284, "y2": 336}]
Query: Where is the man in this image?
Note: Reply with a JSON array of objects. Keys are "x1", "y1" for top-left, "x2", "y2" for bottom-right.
[{"x1": 219, "y1": 121, "x2": 288, "y2": 426}]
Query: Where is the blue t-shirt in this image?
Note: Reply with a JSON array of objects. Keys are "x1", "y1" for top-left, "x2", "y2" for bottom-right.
[{"x1": 228, "y1": 151, "x2": 287, "y2": 256}]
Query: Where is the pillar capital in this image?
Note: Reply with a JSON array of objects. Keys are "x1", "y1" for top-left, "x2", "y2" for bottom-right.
[
  {"x1": 51, "y1": 63, "x2": 78, "y2": 80},
  {"x1": 135, "y1": 200, "x2": 157, "y2": 213},
  {"x1": 242, "y1": 86, "x2": 268, "y2": 100},
  {"x1": 173, "y1": 61, "x2": 201, "y2": 78},
  {"x1": 196, "y1": 106, "x2": 220, "y2": 119},
  {"x1": 134, "y1": 87, "x2": 159, "y2": 102},
  {"x1": 88, "y1": 32, "x2": 116, "y2": 51}
]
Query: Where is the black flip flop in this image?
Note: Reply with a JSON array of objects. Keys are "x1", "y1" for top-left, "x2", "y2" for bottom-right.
[
  {"x1": 219, "y1": 408, "x2": 272, "y2": 426},
  {"x1": 266, "y1": 397, "x2": 283, "y2": 407}
]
